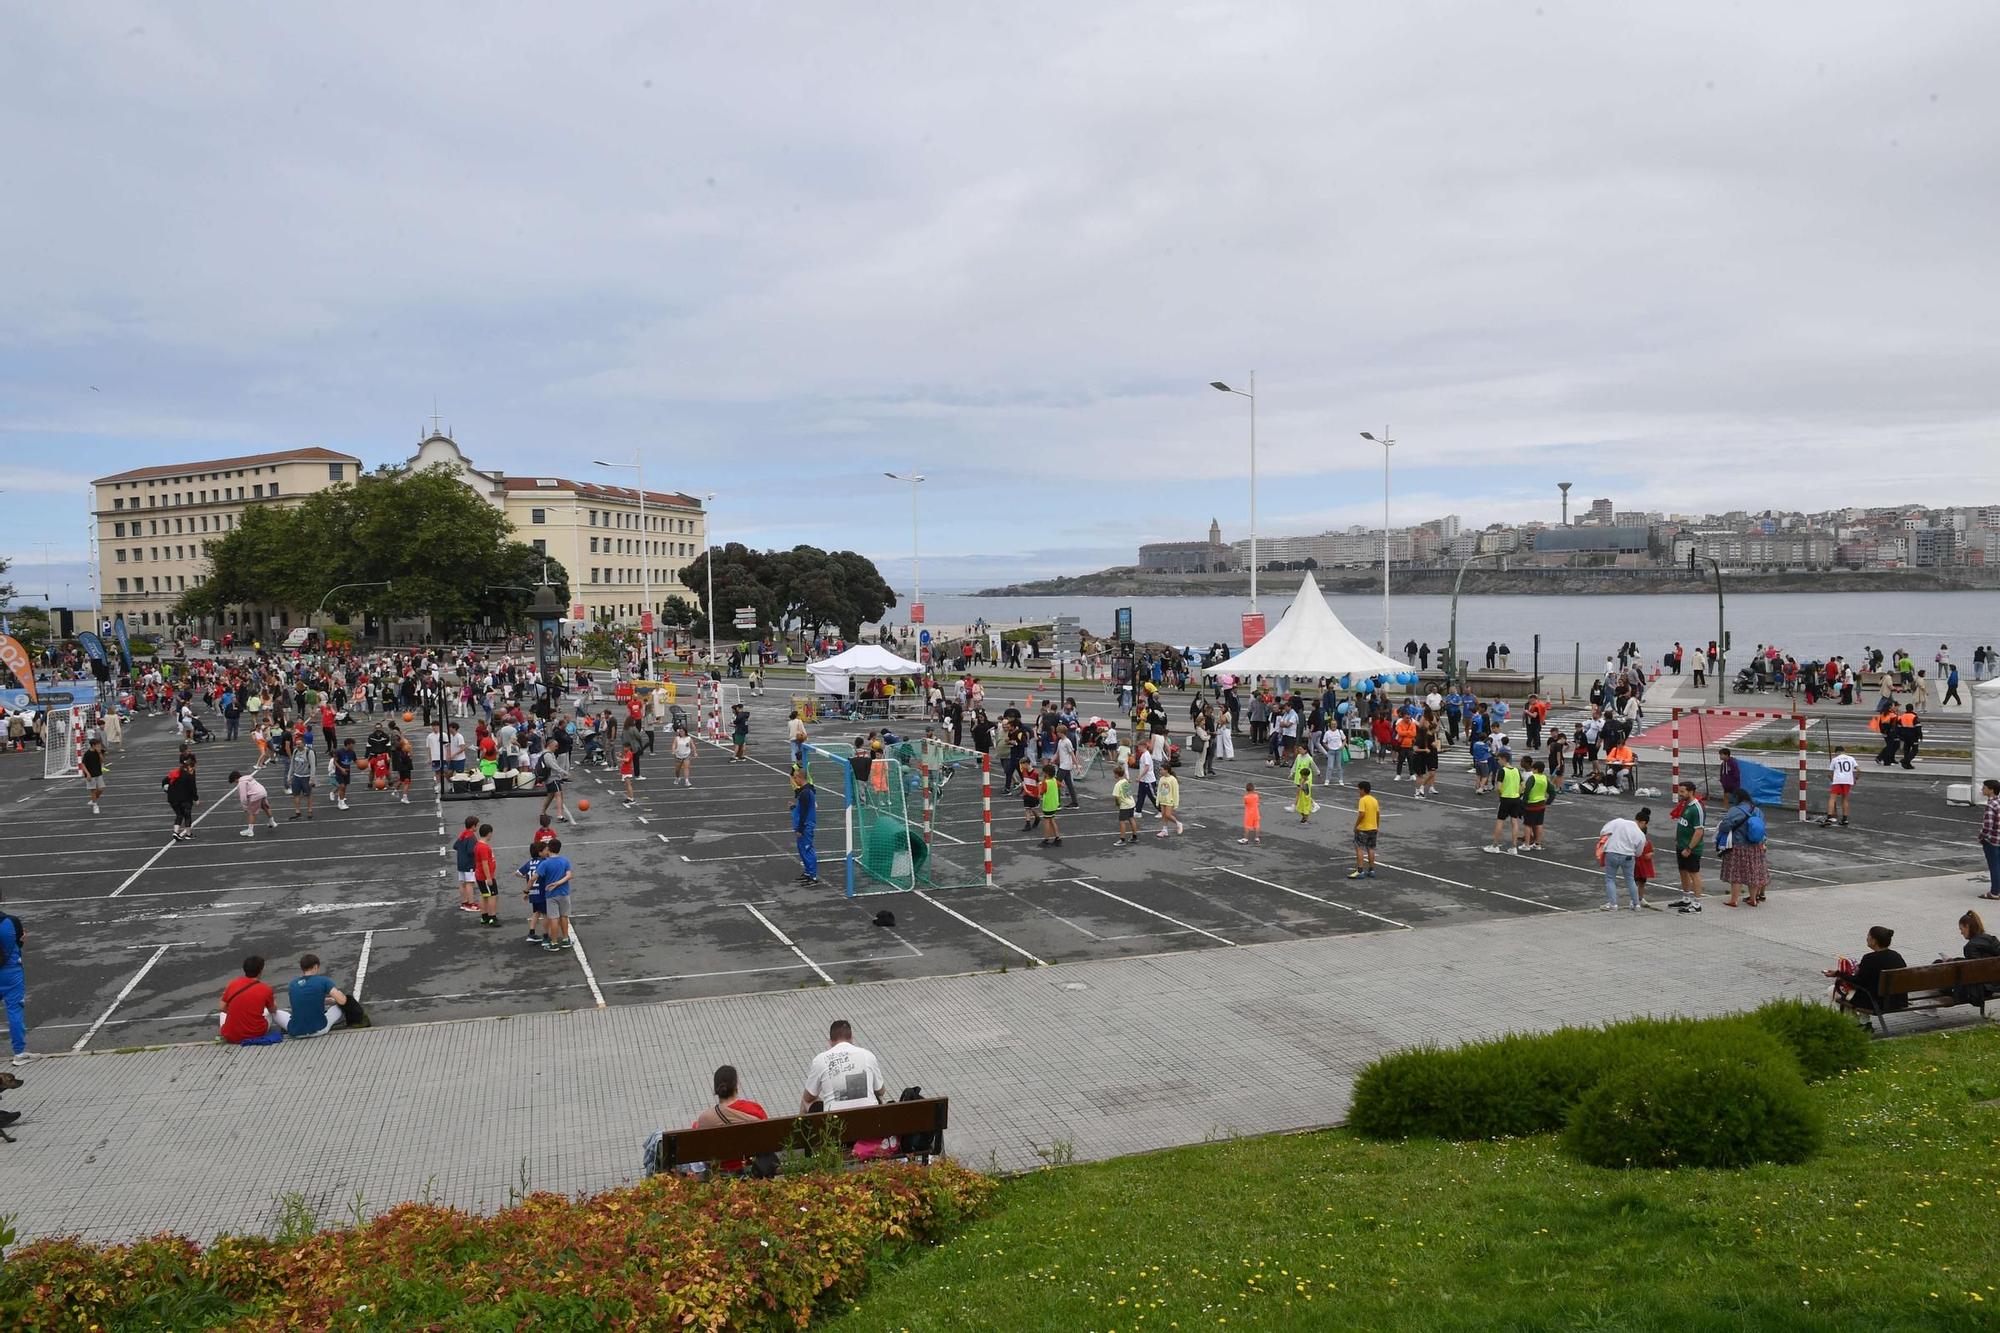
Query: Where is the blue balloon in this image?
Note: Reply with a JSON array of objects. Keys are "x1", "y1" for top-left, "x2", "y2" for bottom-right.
[
  {"x1": 1338, "y1": 675, "x2": 1351, "y2": 689},
  {"x1": 1358, "y1": 679, "x2": 1374, "y2": 694}
]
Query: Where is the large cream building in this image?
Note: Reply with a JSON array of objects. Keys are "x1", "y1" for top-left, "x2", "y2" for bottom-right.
[
  {"x1": 93, "y1": 446, "x2": 364, "y2": 634},
  {"x1": 91, "y1": 429, "x2": 706, "y2": 637}
]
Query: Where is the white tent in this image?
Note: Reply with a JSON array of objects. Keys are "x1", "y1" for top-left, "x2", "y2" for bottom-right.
[
  {"x1": 808, "y1": 643, "x2": 926, "y2": 695},
  {"x1": 1199, "y1": 571, "x2": 1410, "y2": 681},
  {"x1": 1972, "y1": 677, "x2": 2000, "y2": 792}
]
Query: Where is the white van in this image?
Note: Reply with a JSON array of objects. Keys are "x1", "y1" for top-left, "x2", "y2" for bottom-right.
[{"x1": 281, "y1": 628, "x2": 323, "y2": 651}]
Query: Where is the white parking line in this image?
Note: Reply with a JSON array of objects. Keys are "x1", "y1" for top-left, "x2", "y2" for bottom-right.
[
  {"x1": 569, "y1": 929, "x2": 608, "y2": 1007},
  {"x1": 1069, "y1": 877, "x2": 1236, "y2": 946},
  {"x1": 1209, "y1": 865, "x2": 1413, "y2": 929},
  {"x1": 743, "y1": 903, "x2": 835, "y2": 985},
  {"x1": 71, "y1": 942, "x2": 183, "y2": 1052},
  {"x1": 914, "y1": 889, "x2": 1049, "y2": 966},
  {"x1": 0, "y1": 849, "x2": 439, "y2": 882},
  {"x1": 353, "y1": 929, "x2": 375, "y2": 1000}
]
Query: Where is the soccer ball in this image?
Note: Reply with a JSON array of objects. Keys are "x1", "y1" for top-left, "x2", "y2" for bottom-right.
[
  {"x1": 402, "y1": 711, "x2": 415, "y2": 722},
  {"x1": 576, "y1": 798, "x2": 591, "y2": 812}
]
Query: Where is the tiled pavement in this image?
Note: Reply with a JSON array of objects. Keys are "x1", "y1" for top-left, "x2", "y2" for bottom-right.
[{"x1": 5, "y1": 870, "x2": 1991, "y2": 1244}]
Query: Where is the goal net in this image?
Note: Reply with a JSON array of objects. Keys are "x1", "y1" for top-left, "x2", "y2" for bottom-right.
[
  {"x1": 801, "y1": 742, "x2": 927, "y2": 896},
  {"x1": 694, "y1": 680, "x2": 746, "y2": 745},
  {"x1": 43, "y1": 706, "x2": 81, "y2": 782},
  {"x1": 887, "y1": 735, "x2": 993, "y2": 889},
  {"x1": 1667, "y1": 706, "x2": 1808, "y2": 822}
]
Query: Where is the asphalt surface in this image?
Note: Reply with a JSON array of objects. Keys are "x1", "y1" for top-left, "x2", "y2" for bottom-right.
[{"x1": 2, "y1": 677, "x2": 1985, "y2": 1055}]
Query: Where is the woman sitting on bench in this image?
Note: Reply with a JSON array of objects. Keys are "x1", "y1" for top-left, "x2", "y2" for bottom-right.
[
  {"x1": 684, "y1": 1065, "x2": 769, "y2": 1175},
  {"x1": 1943, "y1": 910, "x2": 2000, "y2": 1006},
  {"x1": 1824, "y1": 925, "x2": 1906, "y2": 1014}
]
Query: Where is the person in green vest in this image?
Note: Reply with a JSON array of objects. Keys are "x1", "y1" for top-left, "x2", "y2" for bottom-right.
[
  {"x1": 1486, "y1": 754, "x2": 1526, "y2": 854},
  {"x1": 1520, "y1": 759, "x2": 1553, "y2": 853},
  {"x1": 1291, "y1": 748, "x2": 1318, "y2": 823}
]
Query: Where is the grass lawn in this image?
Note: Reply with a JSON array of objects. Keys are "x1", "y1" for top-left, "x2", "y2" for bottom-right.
[{"x1": 825, "y1": 1025, "x2": 2000, "y2": 1332}]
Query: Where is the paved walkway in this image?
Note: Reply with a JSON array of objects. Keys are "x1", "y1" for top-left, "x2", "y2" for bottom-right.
[{"x1": 6, "y1": 871, "x2": 1992, "y2": 1244}]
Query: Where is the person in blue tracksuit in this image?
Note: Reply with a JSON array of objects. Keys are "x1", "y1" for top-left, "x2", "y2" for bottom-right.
[{"x1": 791, "y1": 763, "x2": 819, "y2": 886}]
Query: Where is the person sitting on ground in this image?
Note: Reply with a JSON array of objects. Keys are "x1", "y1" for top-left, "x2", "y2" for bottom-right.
[
  {"x1": 218, "y1": 955, "x2": 288, "y2": 1045},
  {"x1": 800, "y1": 1018, "x2": 896, "y2": 1158},
  {"x1": 1824, "y1": 926, "x2": 1906, "y2": 1014},
  {"x1": 1941, "y1": 909, "x2": 2000, "y2": 1006},
  {"x1": 285, "y1": 953, "x2": 350, "y2": 1038}
]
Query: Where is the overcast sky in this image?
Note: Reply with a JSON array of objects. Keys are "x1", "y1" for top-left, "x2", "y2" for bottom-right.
[{"x1": 4, "y1": 1, "x2": 1998, "y2": 606}]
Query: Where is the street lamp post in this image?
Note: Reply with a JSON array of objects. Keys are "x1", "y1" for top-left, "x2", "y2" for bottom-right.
[
  {"x1": 593, "y1": 453, "x2": 651, "y2": 678},
  {"x1": 1360, "y1": 429, "x2": 1395, "y2": 650},
  {"x1": 1209, "y1": 376, "x2": 1257, "y2": 610},
  {"x1": 315, "y1": 581, "x2": 391, "y2": 639},
  {"x1": 701, "y1": 491, "x2": 718, "y2": 668},
  {"x1": 1690, "y1": 551, "x2": 1726, "y2": 705},
  {"x1": 1447, "y1": 549, "x2": 1511, "y2": 687},
  {"x1": 882, "y1": 472, "x2": 926, "y2": 625}
]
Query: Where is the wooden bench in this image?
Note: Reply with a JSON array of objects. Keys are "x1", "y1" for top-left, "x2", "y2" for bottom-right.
[
  {"x1": 649, "y1": 1097, "x2": 950, "y2": 1177},
  {"x1": 1837, "y1": 958, "x2": 2000, "y2": 1034}
]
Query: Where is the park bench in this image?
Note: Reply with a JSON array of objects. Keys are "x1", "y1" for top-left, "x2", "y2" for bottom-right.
[
  {"x1": 1836, "y1": 958, "x2": 2000, "y2": 1034},
  {"x1": 648, "y1": 1096, "x2": 950, "y2": 1177}
]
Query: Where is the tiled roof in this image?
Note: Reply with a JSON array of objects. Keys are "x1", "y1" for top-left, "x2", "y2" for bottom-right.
[
  {"x1": 500, "y1": 476, "x2": 702, "y2": 508},
  {"x1": 95, "y1": 447, "x2": 361, "y2": 485}
]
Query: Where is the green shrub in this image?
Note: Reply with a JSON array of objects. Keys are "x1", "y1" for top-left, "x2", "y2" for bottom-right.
[
  {"x1": 1349, "y1": 1014, "x2": 1799, "y2": 1142},
  {"x1": 1749, "y1": 998, "x2": 1870, "y2": 1082},
  {"x1": 1563, "y1": 1050, "x2": 1823, "y2": 1169}
]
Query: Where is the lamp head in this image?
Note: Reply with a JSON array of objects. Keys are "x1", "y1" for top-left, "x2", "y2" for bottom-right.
[
  {"x1": 1360, "y1": 432, "x2": 1376, "y2": 442},
  {"x1": 1210, "y1": 381, "x2": 1231, "y2": 393}
]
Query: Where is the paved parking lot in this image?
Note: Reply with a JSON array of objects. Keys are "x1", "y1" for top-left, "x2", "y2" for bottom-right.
[{"x1": 3, "y1": 679, "x2": 1984, "y2": 1056}]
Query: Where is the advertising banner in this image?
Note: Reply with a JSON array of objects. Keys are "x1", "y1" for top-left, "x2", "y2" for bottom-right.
[{"x1": 0, "y1": 634, "x2": 36, "y2": 703}]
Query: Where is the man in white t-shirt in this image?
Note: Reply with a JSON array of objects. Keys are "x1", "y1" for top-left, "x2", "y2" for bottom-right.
[
  {"x1": 1821, "y1": 744, "x2": 1858, "y2": 828},
  {"x1": 800, "y1": 1019, "x2": 887, "y2": 1112}
]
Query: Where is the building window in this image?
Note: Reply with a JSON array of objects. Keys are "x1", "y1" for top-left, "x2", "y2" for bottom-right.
[
  {"x1": 113, "y1": 498, "x2": 124, "y2": 511},
  {"x1": 114, "y1": 523, "x2": 125, "y2": 537},
  {"x1": 590, "y1": 568, "x2": 599, "y2": 584},
  {"x1": 268, "y1": 481, "x2": 280, "y2": 497},
  {"x1": 589, "y1": 537, "x2": 598, "y2": 553},
  {"x1": 531, "y1": 539, "x2": 546, "y2": 554},
  {"x1": 530, "y1": 508, "x2": 547, "y2": 525},
  {"x1": 116, "y1": 578, "x2": 127, "y2": 593},
  {"x1": 588, "y1": 510, "x2": 598, "y2": 526},
  {"x1": 253, "y1": 484, "x2": 264, "y2": 498},
  {"x1": 330, "y1": 463, "x2": 344, "y2": 481},
  {"x1": 115, "y1": 549, "x2": 126, "y2": 563}
]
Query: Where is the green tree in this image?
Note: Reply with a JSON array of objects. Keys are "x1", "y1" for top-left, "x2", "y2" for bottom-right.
[{"x1": 0, "y1": 553, "x2": 13, "y2": 608}]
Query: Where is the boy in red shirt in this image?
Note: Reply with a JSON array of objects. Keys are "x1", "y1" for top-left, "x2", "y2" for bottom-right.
[
  {"x1": 217, "y1": 955, "x2": 285, "y2": 1045},
  {"x1": 474, "y1": 822, "x2": 500, "y2": 927}
]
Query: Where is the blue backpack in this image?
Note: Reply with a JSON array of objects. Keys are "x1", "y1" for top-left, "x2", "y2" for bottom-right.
[{"x1": 1744, "y1": 809, "x2": 1767, "y2": 845}]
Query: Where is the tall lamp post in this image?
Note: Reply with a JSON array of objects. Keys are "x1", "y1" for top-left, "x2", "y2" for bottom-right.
[
  {"x1": 592, "y1": 453, "x2": 651, "y2": 678},
  {"x1": 1360, "y1": 429, "x2": 1395, "y2": 650},
  {"x1": 1209, "y1": 376, "x2": 1257, "y2": 610},
  {"x1": 883, "y1": 472, "x2": 926, "y2": 626},
  {"x1": 1446, "y1": 549, "x2": 1511, "y2": 687},
  {"x1": 1690, "y1": 551, "x2": 1726, "y2": 705},
  {"x1": 701, "y1": 491, "x2": 718, "y2": 667},
  {"x1": 315, "y1": 581, "x2": 391, "y2": 639}
]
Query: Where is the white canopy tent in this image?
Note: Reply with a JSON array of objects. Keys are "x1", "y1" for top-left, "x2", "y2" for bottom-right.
[
  {"x1": 1971, "y1": 677, "x2": 2000, "y2": 793},
  {"x1": 808, "y1": 644, "x2": 927, "y2": 695},
  {"x1": 1199, "y1": 571, "x2": 1411, "y2": 682}
]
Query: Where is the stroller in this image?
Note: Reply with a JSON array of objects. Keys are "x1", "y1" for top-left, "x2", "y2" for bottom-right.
[
  {"x1": 1730, "y1": 667, "x2": 1771, "y2": 695},
  {"x1": 188, "y1": 715, "x2": 216, "y2": 744}
]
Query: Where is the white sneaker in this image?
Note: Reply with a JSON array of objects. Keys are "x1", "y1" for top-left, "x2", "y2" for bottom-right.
[
  {"x1": 337, "y1": 800, "x2": 350, "y2": 811},
  {"x1": 10, "y1": 1053, "x2": 32, "y2": 1066},
  {"x1": 1598, "y1": 903, "x2": 1617, "y2": 912},
  {"x1": 400, "y1": 795, "x2": 410, "y2": 804},
  {"x1": 239, "y1": 828, "x2": 255, "y2": 838},
  {"x1": 1508, "y1": 846, "x2": 1520, "y2": 855},
  {"x1": 1482, "y1": 844, "x2": 1502, "y2": 853}
]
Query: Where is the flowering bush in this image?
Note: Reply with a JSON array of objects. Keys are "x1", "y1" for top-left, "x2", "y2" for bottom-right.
[{"x1": 0, "y1": 1162, "x2": 993, "y2": 1331}]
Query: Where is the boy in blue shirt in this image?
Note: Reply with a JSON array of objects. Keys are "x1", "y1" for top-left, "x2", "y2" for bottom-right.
[
  {"x1": 537, "y1": 840, "x2": 574, "y2": 952},
  {"x1": 1470, "y1": 735, "x2": 1494, "y2": 794},
  {"x1": 285, "y1": 953, "x2": 350, "y2": 1038},
  {"x1": 332, "y1": 738, "x2": 357, "y2": 811}
]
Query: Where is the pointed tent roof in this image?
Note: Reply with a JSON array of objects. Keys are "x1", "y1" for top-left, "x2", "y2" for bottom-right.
[{"x1": 1199, "y1": 571, "x2": 1409, "y2": 679}]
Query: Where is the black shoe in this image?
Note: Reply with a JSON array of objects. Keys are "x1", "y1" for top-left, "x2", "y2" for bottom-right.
[{"x1": 0, "y1": 1109, "x2": 20, "y2": 1129}]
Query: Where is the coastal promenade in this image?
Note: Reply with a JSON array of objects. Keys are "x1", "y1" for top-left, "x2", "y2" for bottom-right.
[{"x1": 6, "y1": 869, "x2": 1986, "y2": 1246}]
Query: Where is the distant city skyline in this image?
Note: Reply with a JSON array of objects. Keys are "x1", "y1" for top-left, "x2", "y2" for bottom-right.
[{"x1": 6, "y1": 4, "x2": 2000, "y2": 600}]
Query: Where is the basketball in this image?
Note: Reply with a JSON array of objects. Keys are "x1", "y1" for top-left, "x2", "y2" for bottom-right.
[
  {"x1": 402, "y1": 711, "x2": 415, "y2": 722},
  {"x1": 577, "y1": 798, "x2": 591, "y2": 811}
]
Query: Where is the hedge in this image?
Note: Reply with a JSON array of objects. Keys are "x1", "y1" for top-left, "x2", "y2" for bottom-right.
[
  {"x1": 1563, "y1": 1050, "x2": 1824, "y2": 1168},
  {"x1": 1347, "y1": 1003, "x2": 1864, "y2": 1162},
  {"x1": 0, "y1": 1162, "x2": 995, "y2": 1332}
]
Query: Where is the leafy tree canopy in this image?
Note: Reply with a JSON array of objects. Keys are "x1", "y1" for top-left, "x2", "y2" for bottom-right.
[
  {"x1": 174, "y1": 464, "x2": 568, "y2": 634},
  {"x1": 680, "y1": 544, "x2": 895, "y2": 640}
]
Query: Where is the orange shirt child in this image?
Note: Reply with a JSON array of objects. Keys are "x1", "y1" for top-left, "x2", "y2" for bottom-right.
[{"x1": 1243, "y1": 787, "x2": 1262, "y2": 829}]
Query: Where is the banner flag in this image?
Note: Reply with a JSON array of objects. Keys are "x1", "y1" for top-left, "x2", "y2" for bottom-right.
[
  {"x1": 113, "y1": 615, "x2": 133, "y2": 670},
  {"x1": 0, "y1": 634, "x2": 36, "y2": 703},
  {"x1": 78, "y1": 631, "x2": 108, "y2": 665}
]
